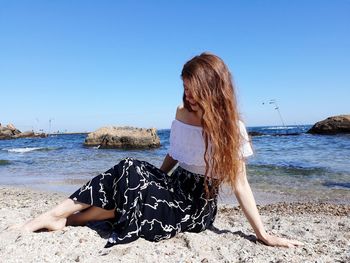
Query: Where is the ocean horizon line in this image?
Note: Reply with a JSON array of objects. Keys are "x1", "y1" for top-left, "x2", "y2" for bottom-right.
[{"x1": 32, "y1": 123, "x2": 314, "y2": 135}]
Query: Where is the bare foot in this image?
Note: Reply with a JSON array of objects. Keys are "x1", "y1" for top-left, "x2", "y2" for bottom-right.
[
  {"x1": 6, "y1": 224, "x2": 24, "y2": 231},
  {"x1": 21, "y1": 212, "x2": 67, "y2": 232}
]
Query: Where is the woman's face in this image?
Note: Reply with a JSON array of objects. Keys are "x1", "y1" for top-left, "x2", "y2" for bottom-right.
[{"x1": 183, "y1": 80, "x2": 200, "y2": 112}]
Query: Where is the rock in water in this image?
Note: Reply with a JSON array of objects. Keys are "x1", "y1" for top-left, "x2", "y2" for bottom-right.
[
  {"x1": 12, "y1": 131, "x2": 46, "y2": 139},
  {"x1": 0, "y1": 123, "x2": 46, "y2": 140},
  {"x1": 307, "y1": 115, "x2": 350, "y2": 134},
  {"x1": 6, "y1": 123, "x2": 16, "y2": 131},
  {"x1": 84, "y1": 126, "x2": 161, "y2": 149}
]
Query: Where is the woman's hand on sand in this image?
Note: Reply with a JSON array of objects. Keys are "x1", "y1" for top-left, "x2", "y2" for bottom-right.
[{"x1": 258, "y1": 233, "x2": 304, "y2": 248}]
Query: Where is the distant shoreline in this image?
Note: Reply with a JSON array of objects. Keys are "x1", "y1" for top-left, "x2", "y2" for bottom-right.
[{"x1": 48, "y1": 132, "x2": 89, "y2": 135}]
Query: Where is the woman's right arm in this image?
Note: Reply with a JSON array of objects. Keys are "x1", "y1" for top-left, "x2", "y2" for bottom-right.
[{"x1": 160, "y1": 154, "x2": 178, "y2": 174}]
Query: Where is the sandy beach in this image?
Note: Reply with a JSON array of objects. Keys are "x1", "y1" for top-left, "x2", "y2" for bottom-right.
[{"x1": 0, "y1": 186, "x2": 349, "y2": 263}]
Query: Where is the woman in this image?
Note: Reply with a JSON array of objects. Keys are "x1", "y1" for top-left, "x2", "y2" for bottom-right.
[{"x1": 17, "y1": 52, "x2": 303, "y2": 248}]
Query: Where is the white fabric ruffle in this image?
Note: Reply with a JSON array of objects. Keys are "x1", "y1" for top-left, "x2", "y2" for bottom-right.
[
  {"x1": 168, "y1": 119, "x2": 206, "y2": 166},
  {"x1": 168, "y1": 119, "x2": 253, "y2": 175}
]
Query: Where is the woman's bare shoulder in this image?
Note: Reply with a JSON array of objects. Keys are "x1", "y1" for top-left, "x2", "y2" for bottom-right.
[
  {"x1": 175, "y1": 104, "x2": 187, "y2": 122},
  {"x1": 175, "y1": 105, "x2": 201, "y2": 126}
]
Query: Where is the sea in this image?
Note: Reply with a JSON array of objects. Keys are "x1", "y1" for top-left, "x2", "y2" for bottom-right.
[{"x1": 1, "y1": 125, "x2": 349, "y2": 204}]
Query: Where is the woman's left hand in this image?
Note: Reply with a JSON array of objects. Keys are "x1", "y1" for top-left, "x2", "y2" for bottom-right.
[{"x1": 258, "y1": 233, "x2": 304, "y2": 248}]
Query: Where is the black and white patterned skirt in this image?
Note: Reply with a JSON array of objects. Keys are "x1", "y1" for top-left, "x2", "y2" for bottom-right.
[{"x1": 69, "y1": 157, "x2": 218, "y2": 248}]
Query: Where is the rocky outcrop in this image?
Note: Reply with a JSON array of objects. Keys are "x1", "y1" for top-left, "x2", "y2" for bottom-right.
[
  {"x1": 84, "y1": 126, "x2": 161, "y2": 149},
  {"x1": 307, "y1": 115, "x2": 350, "y2": 135},
  {"x1": 0, "y1": 123, "x2": 47, "y2": 140}
]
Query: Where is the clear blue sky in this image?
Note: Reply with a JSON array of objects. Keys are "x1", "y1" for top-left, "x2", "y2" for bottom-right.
[{"x1": 1, "y1": 1, "x2": 349, "y2": 132}]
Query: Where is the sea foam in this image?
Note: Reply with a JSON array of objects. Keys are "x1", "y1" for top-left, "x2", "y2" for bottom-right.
[{"x1": 5, "y1": 147, "x2": 47, "y2": 153}]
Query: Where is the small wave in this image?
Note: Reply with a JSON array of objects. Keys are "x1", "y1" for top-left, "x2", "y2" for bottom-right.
[
  {"x1": 264, "y1": 126, "x2": 299, "y2": 130},
  {"x1": 248, "y1": 163, "x2": 329, "y2": 176},
  {"x1": 4, "y1": 147, "x2": 61, "y2": 153},
  {"x1": 0, "y1": 159, "x2": 11, "y2": 165},
  {"x1": 323, "y1": 181, "x2": 350, "y2": 189}
]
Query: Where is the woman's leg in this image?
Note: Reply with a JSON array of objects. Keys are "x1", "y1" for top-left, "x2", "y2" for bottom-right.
[
  {"x1": 67, "y1": 206, "x2": 115, "y2": 226},
  {"x1": 21, "y1": 199, "x2": 91, "y2": 232}
]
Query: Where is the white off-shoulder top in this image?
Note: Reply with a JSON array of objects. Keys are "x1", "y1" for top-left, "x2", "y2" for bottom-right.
[{"x1": 168, "y1": 119, "x2": 253, "y2": 175}]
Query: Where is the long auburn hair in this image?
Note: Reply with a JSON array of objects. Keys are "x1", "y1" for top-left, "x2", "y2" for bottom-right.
[{"x1": 181, "y1": 52, "x2": 241, "y2": 198}]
